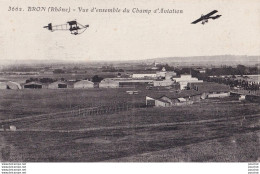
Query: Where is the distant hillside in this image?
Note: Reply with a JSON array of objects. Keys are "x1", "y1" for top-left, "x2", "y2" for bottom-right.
[
  {"x1": 1, "y1": 55, "x2": 259, "y2": 67},
  {"x1": 141, "y1": 55, "x2": 260, "y2": 66}
]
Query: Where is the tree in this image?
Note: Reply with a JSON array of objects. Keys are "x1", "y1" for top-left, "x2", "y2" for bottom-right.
[
  {"x1": 92, "y1": 75, "x2": 104, "y2": 82},
  {"x1": 53, "y1": 69, "x2": 65, "y2": 74},
  {"x1": 237, "y1": 65, "x2": 246, "y2": 75}
]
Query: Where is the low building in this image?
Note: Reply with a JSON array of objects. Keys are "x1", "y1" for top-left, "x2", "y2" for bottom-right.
[
  {"x1": 23, "y1": 82, "x2": 43, "y2": 89},
  {"x1": 118, "y1": 80, "x2": 153, "y2": 87},
  {"x1": 146, "y1": 90, "x2": 203, "y2": 107},
  {"x1": 74, "y1": 80, "x2": 94, "y2": 89},
  {"x1": 132, "y1": 73, "x2": 157, "y2": 79},
  {"x1": 153, "y1": 80, "x2": 174, "y2": 87},
  {"x1": 189, "y1": 82, "x2": 230, "y2": 98},
  {"x1": 99, "y1": 79, "x2": 119, "y2": 88},
  {"x1": 48, "y1": 81, "x2": 68, "y2": 89}
]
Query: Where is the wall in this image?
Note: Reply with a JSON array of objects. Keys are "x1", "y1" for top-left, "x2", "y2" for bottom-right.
[{"x1": 155, "y1": 100, "x2": 171, "y2": 107}]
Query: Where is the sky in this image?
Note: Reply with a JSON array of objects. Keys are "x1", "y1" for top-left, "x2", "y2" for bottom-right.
[{"x1": 0, "y1": 0, "x2": 260, "y2": 63}]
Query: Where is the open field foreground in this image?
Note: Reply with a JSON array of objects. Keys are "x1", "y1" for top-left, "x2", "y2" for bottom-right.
[{"x1": 0, "y1": 88, "x2": 259, "y2": 162}]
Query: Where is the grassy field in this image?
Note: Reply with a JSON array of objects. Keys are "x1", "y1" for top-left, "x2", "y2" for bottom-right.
[
  {"x1": 1, "y1": 116, "x2": 259, "y2": 162},
  {"x1": 0, "y1": 88, "x2": 145, "y2": 120},
  {"x1": 0, "y1": 88, "x2": 259, "y2": 162}
]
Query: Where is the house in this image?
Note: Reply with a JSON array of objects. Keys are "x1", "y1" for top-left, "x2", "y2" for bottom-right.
[
  {"x1": 6, "y1": 81, "x2": 22, "y2": 89},
  {"x1": 146, "y1": 90, "x2": 203, "y2": 107},
  {"x1": 99, "y1": 79, "x2": 119, "y2": 88},
  {"x1": 48, "y1": 81, "x2": 68, "y2": 89},
  {"x1": 23, "y1": 82, "x2": 43, "y2": 89},
  {"x1": 74, "y1": 80, "x2": 94, "y2": 89}
]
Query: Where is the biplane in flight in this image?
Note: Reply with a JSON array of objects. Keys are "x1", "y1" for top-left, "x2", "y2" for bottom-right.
[
  {"x1": 191, "y1": 10, "x2": 221, "y2": 25},
  {"x1": 43, "y1": 20, "x2": 89, "y2": 35}
]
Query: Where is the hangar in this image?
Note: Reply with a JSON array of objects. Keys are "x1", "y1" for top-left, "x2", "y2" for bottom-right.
[
  {"x1": 23, "y1": 82, "x2": 43, "y2": 89},
  {"x1": 48, "y1": 81, "x2": 68, "y2": 89},
  {"x1": 74, "y1": 80, "x2": 94, "y2": 89},
  {"x1": 99, "y1": 79, "x2": 119, "y2": 88},
  {"x1": 6, "y1": 81, "x2": 22, "y2": 89}
]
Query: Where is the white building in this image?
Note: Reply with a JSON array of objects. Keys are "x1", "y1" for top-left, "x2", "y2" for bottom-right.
[
  {"x1": 74, "y1": 80, "x2": 94, "y2": 89},
  {"x1": 6, "y1": 81, "x2": 22, "y2": 89},
  {"x1": 99, "y1": 79, "x2": 119, "y2": 88},
  {"x1": 173, "y1": 74, "x2": 203, "y2": 90}
]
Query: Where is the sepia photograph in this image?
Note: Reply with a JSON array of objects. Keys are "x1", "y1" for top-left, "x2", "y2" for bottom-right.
[{"x1": 0, "y1": 0, "x2": 259, "y2": 172}]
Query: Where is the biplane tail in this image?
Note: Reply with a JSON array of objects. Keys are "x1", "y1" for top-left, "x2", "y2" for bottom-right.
[
  {"x1": 211, "y1": 15, "x2": 221, "y2": 20},
  {"x1": 43, "y1": 23, "x2": 53, "y2": 31}
]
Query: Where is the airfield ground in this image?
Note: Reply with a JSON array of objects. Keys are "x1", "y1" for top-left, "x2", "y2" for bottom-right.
[{"x1": 0, "y1": 88, "x2": 259, "y2": 162}]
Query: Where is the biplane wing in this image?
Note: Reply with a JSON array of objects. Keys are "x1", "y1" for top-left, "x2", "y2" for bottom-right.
[
  {"x1": 191, "y1": 18, "x2": 204, "y2": 24},
  {"x1": 203, "y1": 10, "x2": 218, "y2": 18},
  {"x1": 191, "y1": 10, "x2": 219, "y2": 24}
]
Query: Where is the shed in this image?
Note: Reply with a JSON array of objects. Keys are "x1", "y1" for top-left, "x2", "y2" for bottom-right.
[
  {"x1": 74, "y1": 80, "x2": 94, "y2": 89},
  {"x1": 48, "y1": 81, "x2": 68, "y2": 89},
  {"x1": 99, "y1": 79, "x2": 119, "y2": 88}
]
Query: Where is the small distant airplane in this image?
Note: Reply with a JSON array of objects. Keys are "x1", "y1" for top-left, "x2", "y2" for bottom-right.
[
  {"x1": 191, "y1": 10, "x2": 221, "y2": 25},
  {"x1": 44, "y1": 20, "x2": 89, "y2": 35}
]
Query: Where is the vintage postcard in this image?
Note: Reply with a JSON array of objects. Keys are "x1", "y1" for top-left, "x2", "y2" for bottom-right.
[{"x1": 0, "y1": 0, "x2": 259, "y2": 173}]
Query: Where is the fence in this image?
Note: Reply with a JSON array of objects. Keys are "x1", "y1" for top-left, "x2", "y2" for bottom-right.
[{"x1": 69, "y1": 102, "x2": 148, "y2": 117}]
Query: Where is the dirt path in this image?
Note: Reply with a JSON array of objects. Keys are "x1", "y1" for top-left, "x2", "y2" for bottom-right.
[{"x1": 6, "y1": 113, "x2": 260, "y2": 133}]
